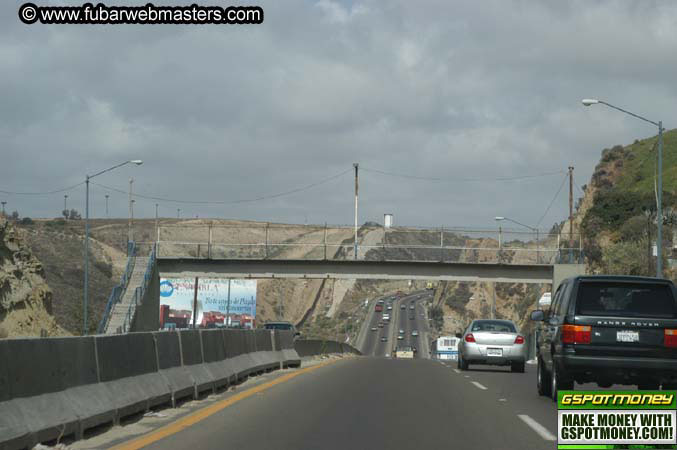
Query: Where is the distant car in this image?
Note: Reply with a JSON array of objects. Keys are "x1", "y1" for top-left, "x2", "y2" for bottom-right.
[
  {"x1": 412, "y1": 330, "x2": 419, "y2": 337},
  {"x1": 264, "y1": 321, "x2": 301, "y2": 339},
  {"x1": 397, "y1": 335, "x2": 404, "y2": 340},
  {"x1": 387, "y1": 305, "x2": 393, "y2": 310},
  {"x1": 381, "y1": 336, "x2": 388, "y2": 342},
  {"x1": 399, "y1": 329, "x2": 404, "y2": 334},
  {"x1": 378, "y1": 322, "x2": 384, "y2": 328},
  {"x1": 410, "y1": 305, "x2": 415, "y2": 310},
  {"x1": 409, "y1": 315, "x2": 414, "y2": 320},
  {"x1": 457, "y1": 319, "x2": 526, "y2": 373},
  {"x1": 401, "y1": 304, "x2": 406, "y2": 310},
  {"x1": 383, "y1": 314, "x2": 390, "y2": 321},
  {"x1": 371, "y1": 327, "x2": 377, "y2": 331}
]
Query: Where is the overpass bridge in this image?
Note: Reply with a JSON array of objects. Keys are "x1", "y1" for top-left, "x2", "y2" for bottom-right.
[{"x1": 104, "y1": 223, "x2": 584, "y2": 333}]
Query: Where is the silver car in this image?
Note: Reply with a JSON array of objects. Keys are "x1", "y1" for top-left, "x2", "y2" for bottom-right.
[{"x1": 457, "y1": 319, "x2": 526, "y2": 373}]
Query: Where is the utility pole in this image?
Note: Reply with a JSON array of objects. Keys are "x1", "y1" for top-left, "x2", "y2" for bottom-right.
[
  {"x1": 353, "y1": 163, "x2": 359, "y2": 260},
  {"x1": 1, "y1": 201, "x2": 6, "y2": 217},
  {"x1": 155, "y1": 203, "x2": 159, "y2": 234},
  {"x1": 64, "y1": 194, "x2": 68, "y2": 215},
  {"x1": 177, "y1": 208, "x2": 181, "y2": 219},
  {"x1": 226, "y1": 279, "x2": 231, "y2": 328},
  {"x1": 130, "y1": 199, "x2": 135, "y2": 235},
  {"x1": 105, "y1": 194, "x2": 109, "y2": 218},
  {"x1": 568, "y1": 166, "x2": 574, "y2": 263},
  {"x1": 128, "y1": 178, "x2": 134, "y2": 244}
]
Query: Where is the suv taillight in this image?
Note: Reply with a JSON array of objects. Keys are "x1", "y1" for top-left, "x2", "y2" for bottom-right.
[
  {"x1": 665, "y1": 329, "x2": 677, "y2": 348},
  {"x1": 561, "y1": 325, "x2": 591, "y2": 344},
  {"x1": 465, "y1": 333, "x2": 475, "y2": 343},
  {"x1": 514, "y1": 335, "x2": 525, "y2": 344}
]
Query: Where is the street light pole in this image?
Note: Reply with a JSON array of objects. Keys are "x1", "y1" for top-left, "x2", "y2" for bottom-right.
[
  {"x1": 105, "y1": 194, "x2": 109, "y2": 218},
  {"x1": 64, "y1": 194, "x2": 68, "y2": 216},
  {"x1": 83, "y1": 160, "x2": 142, "y2": 335},
  {"x1": 582, "y1": 99, "x2": 664, "y2": 277}
]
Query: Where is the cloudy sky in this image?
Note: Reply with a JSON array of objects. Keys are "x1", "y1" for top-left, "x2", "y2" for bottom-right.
[{"x1": 2, "y1": 0, "x2": 676, "y2": 229}]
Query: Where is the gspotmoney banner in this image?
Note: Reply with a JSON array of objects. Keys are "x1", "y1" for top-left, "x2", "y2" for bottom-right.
[
  {"x1": 558, "y1": 391, "x2": 677, "y2": 449},
  {"x1": 159, "y1": 278, "x2": 257, "y2": 326}
]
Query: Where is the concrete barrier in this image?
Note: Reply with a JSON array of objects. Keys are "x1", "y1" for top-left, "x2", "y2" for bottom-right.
[
  {"x1": 97, "y1": 333, "x2": 172, "y2": 419},
  {"x1": 200, "y1": 329, "x2": 235, "y2": 390},
  {"x1": 153, "y1": 331, "x2": 195, "y2": 406},
  {"x1": 178, "y1": 330, "x2": 214, "y2": 396},
  {"x1": 0, "y1": 329, "x2": 309, "y2": 450}
]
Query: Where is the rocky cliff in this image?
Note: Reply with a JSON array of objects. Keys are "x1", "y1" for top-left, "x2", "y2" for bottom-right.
[{"x1": 0, "y1": 218, "x2": 67, "y2": 337}]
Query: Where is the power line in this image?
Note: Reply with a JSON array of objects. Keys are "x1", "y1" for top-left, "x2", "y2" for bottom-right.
[
  {"x1": 536, "y1": 173, "x2": 568, "y2": 227},
  {"x1": 0, "y1": 181, "x2": 85, "y2": 196},
  {"x1": 361, "y1": 167, "x2": 565, "y2": 183},
  {"x1": 92, "y1": 168, "x2": 352, "y2": 205}
]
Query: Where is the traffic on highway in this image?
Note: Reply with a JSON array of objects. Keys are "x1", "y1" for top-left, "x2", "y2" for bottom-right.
[{"x1": 359, "y1": 290, "x2": 432, "y2": 359}]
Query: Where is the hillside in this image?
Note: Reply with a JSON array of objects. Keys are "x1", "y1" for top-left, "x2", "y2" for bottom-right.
[
  {"x1": 575, "y1": 128, "x2": 677, "y2": 280},
  {"x1": 0, "y1": 218, "x2": 67, "y2": 337}
]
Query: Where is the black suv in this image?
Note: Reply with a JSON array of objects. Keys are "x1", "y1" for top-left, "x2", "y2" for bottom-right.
[{"x1": 531, "y1": 275, "x2": 677, "y2": 401}]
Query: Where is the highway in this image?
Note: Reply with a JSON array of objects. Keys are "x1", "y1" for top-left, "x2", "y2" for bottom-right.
[
  {"x1": 116, "y1": 357, "x2": 561, "y2": 450},
  {"x1": 360, "y1": 291, "x2": 432, "y2": 358}
]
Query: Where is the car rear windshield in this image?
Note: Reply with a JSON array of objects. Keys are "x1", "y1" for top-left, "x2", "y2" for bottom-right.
[
  {"x1": 471, "y1": 321, "x2": 516, "y2": 332},
  {"x1": 264, "y1": 323, "x2": 292, "y2": 330},
  {"x1": 576, "y1": 281, "x2": 676, "y2": 318}
]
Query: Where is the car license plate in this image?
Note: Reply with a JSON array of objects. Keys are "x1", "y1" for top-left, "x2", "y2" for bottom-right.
[
  {"x1": 617, "y1": 330, "x2": 639, "y2": 342},
  {"x1": 487, "y1": 348, "x2": 502, "y2": 357}
]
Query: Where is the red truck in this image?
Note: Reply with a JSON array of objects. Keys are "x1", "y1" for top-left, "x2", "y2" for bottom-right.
[{"x1": 375, "y1": 304, "x2": 383, "y2": 312}]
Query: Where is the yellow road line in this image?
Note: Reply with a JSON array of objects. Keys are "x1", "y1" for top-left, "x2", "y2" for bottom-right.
[{"x1": 112, "y1": 360, "x2": 337, "y2": 450}]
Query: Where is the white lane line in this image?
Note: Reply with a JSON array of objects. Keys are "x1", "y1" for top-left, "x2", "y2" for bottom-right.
[
  {"x1": 517, "y1": 414, "x2": 557, "y2": 441},
  {"x1": 453, "y1": 369, "x2": 461, "y2": 374},
  {"x1": 471, "y1": 381, "x2": 487, "y2": 390}
]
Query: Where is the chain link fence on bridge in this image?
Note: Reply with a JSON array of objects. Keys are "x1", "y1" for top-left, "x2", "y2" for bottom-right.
[{"x1": 146, "y1": 223, "x2": 584, "y2": 265}]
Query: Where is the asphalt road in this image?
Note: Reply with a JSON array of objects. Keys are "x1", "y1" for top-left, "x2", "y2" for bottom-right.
[
  {"x1": 361, "y1": 291, "x2": 432, "y2": 358},
  {"x1": 133, "y1": 357, "x2": 560, "y2": 450}
]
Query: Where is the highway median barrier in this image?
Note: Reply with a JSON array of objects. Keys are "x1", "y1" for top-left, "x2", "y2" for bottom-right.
[{"x1": 0, "y1": 329, "x2": 303, "y2": 450}]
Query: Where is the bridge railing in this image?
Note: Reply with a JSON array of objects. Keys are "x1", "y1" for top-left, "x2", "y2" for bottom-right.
[
  {"x1": 97, "y1": 241, "x2": 136, "y2": 334},
  {"x1": 150, "y1": 224, "x2": 584, "y2": 265},
  {"x1": 121, "y1": 243, "x2": 156, "y2": 333}
]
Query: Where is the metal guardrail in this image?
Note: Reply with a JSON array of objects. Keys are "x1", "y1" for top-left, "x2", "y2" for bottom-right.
[
  {"x1": 97, "y1": 242, "x2": 136, "y2": 334},
  {"x1": 121, "y1": 243, "x2": 156, "y2": 333}
]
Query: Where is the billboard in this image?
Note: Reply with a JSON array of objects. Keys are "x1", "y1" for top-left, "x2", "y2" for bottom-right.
[{"x1": 159, "y1": 278, "x2": 257, "y2": 328}]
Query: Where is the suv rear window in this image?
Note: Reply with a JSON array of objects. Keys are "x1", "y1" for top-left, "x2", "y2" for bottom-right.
[
  {"x1": 576, "y1": 282, "x2": 676, "y2": 318},
  {"x1": 471, "y1": 321, "x2": 516, "y2": 332}
]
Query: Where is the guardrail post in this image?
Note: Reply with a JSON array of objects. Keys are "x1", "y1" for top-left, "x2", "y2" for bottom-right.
[
  {"x1": 208, "y1": 223, "x2": 212, "y2": 259},
  {"x1": 323, "y1": 222, "x2": 327, "y2": 260},
  {"x1": 265, "y1": 223, "x2": 269, "y2": 259},
  {"x1": 440, "y1": 227, "x2": 444, "y2": 263}
]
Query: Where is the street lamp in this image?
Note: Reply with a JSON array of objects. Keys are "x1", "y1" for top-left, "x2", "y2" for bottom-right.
[
  {"x1": 83, "y1": 159, "x2": 142, "y2": 335},
  {"x1": 495, "y1": 216, "x2": 540, "y2": 264},
  {"x1": 582, "y1": 98, "x2": 664, "y2": 278}
]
